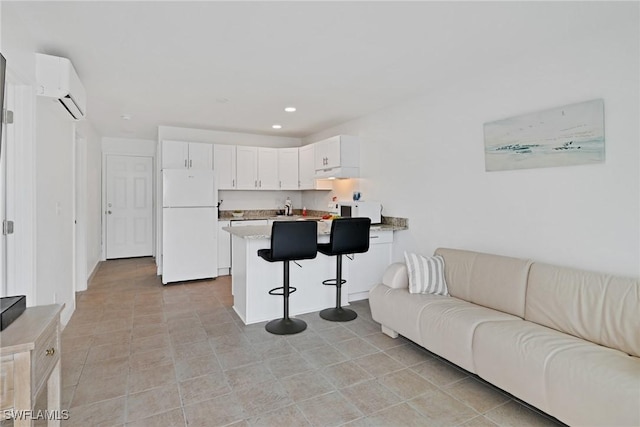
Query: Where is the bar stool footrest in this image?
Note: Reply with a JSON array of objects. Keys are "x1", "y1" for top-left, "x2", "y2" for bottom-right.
[
  {"x1": 322, "y1": 278, "x2": 346, "y2": 287},
  {"x1": 265, "y1": 318, "x2": 307, "y2": 335},
  {"x1": 268, "y1": 286, "x2": 297, "y2": 296},
  {"x1": 320, "y1": 307, "x2": 358, "y2": 322}
]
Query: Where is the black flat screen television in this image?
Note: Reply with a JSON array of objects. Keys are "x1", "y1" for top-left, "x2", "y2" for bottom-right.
[{"x1": 0, "y1": 53, "x2": 6, "y2": 160}]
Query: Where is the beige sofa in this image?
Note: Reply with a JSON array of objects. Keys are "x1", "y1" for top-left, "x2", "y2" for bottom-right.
[{"x1": 369, "y1": 248, "x2": 640, "y2": 427}]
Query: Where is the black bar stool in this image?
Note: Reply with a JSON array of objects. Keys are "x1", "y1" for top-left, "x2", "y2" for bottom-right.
[
  {"x1": 258, "y1": 220, "x2": 318, "y2": 335},
  {"x1": 318, "y1": 217, "x2": 371, "y2": 322}
]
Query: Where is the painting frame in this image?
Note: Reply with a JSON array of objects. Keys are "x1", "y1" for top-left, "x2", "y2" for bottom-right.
[{"x1": 483, "y1": 99, "x2": 605, "y2": 172}]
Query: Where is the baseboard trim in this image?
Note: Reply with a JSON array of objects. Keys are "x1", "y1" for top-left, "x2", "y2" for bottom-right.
[{"x1": 87, "y1": 261, "x2": 102, "y2": 286}]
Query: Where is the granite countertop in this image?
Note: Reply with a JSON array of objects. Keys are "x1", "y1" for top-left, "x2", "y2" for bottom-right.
[
  {"x1": 223, "y1": 222, "x2": 406, "y2": 240},
  {"x1": 223, "y1": 214, "x2": 325, "y2": 222}
]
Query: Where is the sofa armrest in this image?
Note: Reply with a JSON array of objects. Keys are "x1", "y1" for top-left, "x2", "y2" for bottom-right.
[{"x1": 382, "y1": 263, "x2": 409, "y2": 289}]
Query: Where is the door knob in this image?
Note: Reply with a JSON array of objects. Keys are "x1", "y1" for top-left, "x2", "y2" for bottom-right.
[{"x1": 107, "y1": 210, "x2": 112, "y2": 215}]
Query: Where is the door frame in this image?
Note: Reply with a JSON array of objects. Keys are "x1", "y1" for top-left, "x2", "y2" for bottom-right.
[
  {"x1": 73, "y1": 132, "x2": 88, "y2": 291},
  {"x1": 2, "y1": 69, "x2": 37, "y2": 302},
  {"x1": 101, "y1": 152, "x2": 156, "y2": 260}
]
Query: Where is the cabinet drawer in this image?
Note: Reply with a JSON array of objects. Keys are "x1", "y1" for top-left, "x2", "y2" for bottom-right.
[
  {"x1": 33, "y1": 320, "x2": 60, "y2": 395},
  {"x1": 0, "y1": 355, "x2": 14, "y2": 410},
  {"x1": 369, "y1": 230, "x2": 393, "y2": 244}
]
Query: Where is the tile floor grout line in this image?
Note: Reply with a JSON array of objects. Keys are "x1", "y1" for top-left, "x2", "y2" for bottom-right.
[{"x1": 60, "y1": 258, "x2": 564, "y2": 427}]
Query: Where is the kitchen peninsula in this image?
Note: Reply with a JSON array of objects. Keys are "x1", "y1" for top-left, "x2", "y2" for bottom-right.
[{"x1": 224, "y1": 220, "x2": 406, "y2": 324}]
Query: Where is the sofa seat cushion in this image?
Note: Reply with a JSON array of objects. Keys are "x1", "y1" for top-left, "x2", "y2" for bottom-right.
[
  {"x1": 416, "y1": 297, "x2": 521, "y2": 373},
  {"x1": 473, "y1": 319, "x2": 640, "y2": 426},
  {"x1": 369, "y1": 283, "x2": 447, "y2": 344},
  {"x1": 546, "y1": 343, "x2": 640, "y2": 427},
  {"x1": 473, "y1": 319, "x2": 590, "y2": 415}
]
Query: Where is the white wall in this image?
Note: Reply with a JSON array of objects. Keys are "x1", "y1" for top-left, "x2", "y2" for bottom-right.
[
  {"x1": 36, "y1": 98, "x2": 75, "y2": 322},
  {"x1": 78, "y1": 121, "x2": 102, "y2": 278},
  {"x1": 158, "y1": 126, "x2": 301, "y2": 148},
  {"x1": 303, "y1": 20, "x2": 639, "y2": 277},
  {"x1": 103, "y1": 137, "x2": 156, "y2": 156}
]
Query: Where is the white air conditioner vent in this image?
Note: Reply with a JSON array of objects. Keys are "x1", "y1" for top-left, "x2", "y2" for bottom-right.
[{"x1": 36, "y1": 53, "x2": 86, "y2": 120}]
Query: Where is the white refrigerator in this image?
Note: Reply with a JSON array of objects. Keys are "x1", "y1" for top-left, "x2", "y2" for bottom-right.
[{"x1": 162, "y1": 169, "x2": 218, "y2": 284}]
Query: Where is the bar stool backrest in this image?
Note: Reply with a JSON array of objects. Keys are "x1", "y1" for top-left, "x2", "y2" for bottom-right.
[
  {"x1": 328, "y1": 217, "x2": 371, "y2": 255},
  {"x1": 270, "y1": 221, "x2": 318, "y2": 261}
]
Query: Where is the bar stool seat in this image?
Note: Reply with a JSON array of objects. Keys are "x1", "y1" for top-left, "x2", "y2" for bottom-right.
[
  {"x1": 258, "y1": 220, "x2": 318, "y2": 335},
  {"x1": 318, "y1": 217, "x2": 371, "y2": 322}
]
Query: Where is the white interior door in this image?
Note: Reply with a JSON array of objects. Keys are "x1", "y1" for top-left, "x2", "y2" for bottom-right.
[
  {"x1": 106, "y1": 155, "x2": 153, "y2": 259},
  {"x1": 0, "y1": 84, "x2": 7, "y2": 296}
]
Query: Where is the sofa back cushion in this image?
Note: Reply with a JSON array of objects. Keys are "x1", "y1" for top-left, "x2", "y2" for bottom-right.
[
  {"x1": 526, "y1": 262, "x2": 640, "y2": 357},
  {"x1": 435, "y1": 248, "x2": 532, "y2": 318}
]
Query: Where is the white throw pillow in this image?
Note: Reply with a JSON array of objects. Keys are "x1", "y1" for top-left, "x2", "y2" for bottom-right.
[{"x1": 404, "y1": 252, "x2": 449, "y2": 296}]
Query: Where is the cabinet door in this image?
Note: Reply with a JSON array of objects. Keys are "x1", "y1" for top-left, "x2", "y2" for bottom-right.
[
  {"x1": 236, "y1": 146, "x2": 258, "y2": 189},
  {"x1": 278, "y1": 148, "x2": 299, "y2": 190},
  {"x1": 214, "y1": 145, "x2": 237, "y2": 189},
  {"x1": 218, "y1": 220, "x2": 231, "y2": 270},
  {"x1": 300, "y1": 145, "x2": 332, "y2": 190},
  {"x1": 299, "y1": 144, "x2": 315, "y2": 189},
  {"x1": 162, "y1": 140, "x2": 188, "y2": 169},
  {"x1": 314, "y1": 140, "x2": 328, "y2": 171},
  {"x1": 188, "y1": 143, "x2": 213, "y2": 170},
  {"x1": 324, "y1": 136, "x2": 342, "y2": 169},
  {"x1": 257, "y1": 148, "x2": 279, "y2": 190},
  {"x1": 345, "y1": 232, "x2": 393, "y2": 297}
]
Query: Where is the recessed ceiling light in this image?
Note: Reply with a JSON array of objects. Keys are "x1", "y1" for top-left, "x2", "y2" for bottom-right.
[
  {"x1": 272, "y1": 124, "x2": 282, "y2": 129},
  {"x1": 284, "y1": 107, "x2": 296, "y2": 112},
  {"x1": 121, "y1": 114, "x2": 132, "y2": 120}
]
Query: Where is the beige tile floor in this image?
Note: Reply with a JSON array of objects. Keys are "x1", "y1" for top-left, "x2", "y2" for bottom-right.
[{"x1": 48, "y1": 257, "x2": 565, "y2": 427}]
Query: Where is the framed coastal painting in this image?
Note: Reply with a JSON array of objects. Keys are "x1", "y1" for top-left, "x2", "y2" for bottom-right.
[{"x1": 484, "y1": 99, "x2": 605, "y2": 172}]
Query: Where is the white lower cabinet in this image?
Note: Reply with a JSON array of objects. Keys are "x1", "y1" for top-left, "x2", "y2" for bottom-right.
[
  {"x1": 218, "y1": 220, "x2": 231, "y2": 275},
  {"x1": 344, "y1": 230, "x2": 393, "y2": 301}
]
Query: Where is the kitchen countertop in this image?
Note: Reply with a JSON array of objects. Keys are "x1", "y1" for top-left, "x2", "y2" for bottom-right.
[
  {"x1": 223, "y1": 222, "x2": 406, "y2": 240},
  {"x1": 223, "y1": 215, "x2": 325, "y2": 222}
]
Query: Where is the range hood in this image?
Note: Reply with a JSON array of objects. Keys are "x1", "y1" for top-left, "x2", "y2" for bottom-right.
[{"x1": 315, "y1": 166, "x2": 359, "y2": 179}]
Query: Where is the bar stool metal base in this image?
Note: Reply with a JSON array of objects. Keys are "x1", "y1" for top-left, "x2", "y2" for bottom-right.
[
  {"x1": 319, "y1": 307, "x2": 357, "y2": 322},
  {"x1": 265, "y1": 317, "x2": 307, "y2": 335}
]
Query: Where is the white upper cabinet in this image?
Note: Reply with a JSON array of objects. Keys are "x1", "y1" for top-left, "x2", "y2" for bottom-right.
[
  {"x1": 299, "y1": 145, "x2": 315, "y2": 190},
  {"x1": 162, "y1": 140, "x2": 213, "y2": 170},
  {"x1": 257, "y1": 148, "x2": 279, "y2": 190},
  {"x1": 299, "y1": 144, "x2": 332, "y2": 190},
  {"x1": 234, "y1": 146, "x2": 281, "y2": 190},
  {"x1": 314, "y1": 135, "x2": 359, "y2": 178},
  {"x1": 236, "y1": 146, "x2": 259, "y2": 189},
  {"x1": 278, "y1": 148, "x2": 299, "y2": 190},
  {"x1": 214, "y1": 144, "x2": 237, "y2": 189},
  {"x1": 162, "y1": 140, "x2": 189, "y2": 169},
  {"x1": 188, "y1": 143, "x2": 214, "y2": 170},
  {"x1": 164, "y1": 141, "x2": 334, "y2": 191}
]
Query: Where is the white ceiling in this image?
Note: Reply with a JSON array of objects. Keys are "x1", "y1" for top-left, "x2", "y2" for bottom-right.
[{"x1": 4, "y1": 1, "x2": 621, "y2": 140}]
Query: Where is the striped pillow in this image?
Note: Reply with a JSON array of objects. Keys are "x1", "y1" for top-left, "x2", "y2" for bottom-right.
[{"x1": 404, "y1": 252, "x2": 449, "y2": 296}]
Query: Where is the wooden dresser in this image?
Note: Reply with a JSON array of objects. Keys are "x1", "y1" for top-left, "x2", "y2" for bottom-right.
[{"x1": 0, "y1": 304, "x2": 64, "y2": 427}]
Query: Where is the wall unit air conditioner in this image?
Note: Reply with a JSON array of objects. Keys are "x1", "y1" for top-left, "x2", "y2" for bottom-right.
[{"x1": 35, "y1": 53, "x2": 86, "y2": 120}]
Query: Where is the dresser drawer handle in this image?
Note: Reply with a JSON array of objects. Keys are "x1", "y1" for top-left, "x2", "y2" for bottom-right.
[{"x1": 45, "y1": 348, "x2": 55, "y2": 356}]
